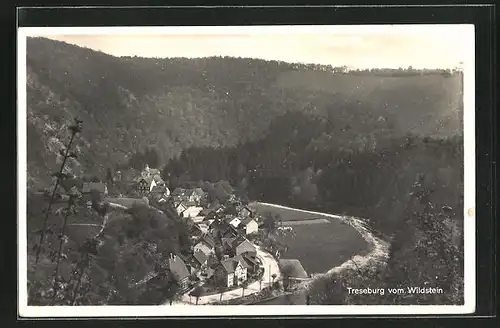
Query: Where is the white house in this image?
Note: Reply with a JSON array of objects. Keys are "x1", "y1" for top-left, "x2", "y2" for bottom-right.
[
  {"x1": 217, "y1": 255, "x2": 251, "y2": 287},
  {"x1": 190, "y1": 216, "x2": 205, "y2": 224},
  {"x1": 197, "y1": 223, "x2": 209, "y2": 234},
  {"x1": 241, "y1": 218, "x2": 258, "y2": 235},
  {"x1": 182, "y1": 206, "x2": 203, "y2": 219},
  {"x1": 228, "y1": 217, "x2": 241, "y2": 229}
]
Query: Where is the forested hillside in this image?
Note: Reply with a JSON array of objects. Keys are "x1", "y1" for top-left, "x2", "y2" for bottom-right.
[
  {"x1": 26, "y1": 36, "x2": 465, "y2": 304},
  {"x1": 26, "y1": 37, "x2": 462, "y2": 188}
]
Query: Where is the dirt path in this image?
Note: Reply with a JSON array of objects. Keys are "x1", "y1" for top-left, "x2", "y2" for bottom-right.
[{"x1": 281, "y1": 218, "x2": 331, "y2": 225}]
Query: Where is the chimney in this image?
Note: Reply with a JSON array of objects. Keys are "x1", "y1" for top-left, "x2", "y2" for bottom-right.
[{"x1": 223, "y1": 255, "x2": 229, "y2": 261}]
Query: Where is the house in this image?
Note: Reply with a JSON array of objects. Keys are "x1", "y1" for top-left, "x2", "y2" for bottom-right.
[
  {"x1": 175, "y1": 202, "x2": 188, "y2": 216},
  {"x1": 235, "y1": 239, "x2": 257, "y2": 257},
  {"x1": 171, "y1": 187, "x2": 205, "y2": 205},
  {"x1": 168, "y1": 254, "x2": 190, "y2": 290},
  {"x1": 240, "y1": 217, "x2": 259, "y2": 235},
  {"x1": 214, "y1": 204, "x2": 226, "y2": 214},
  {"x1": 190, "y1": 216, "x2": 205, "y2": 224},
  {"x1": 242, "y1": 253, "x2": 260, "y2": 273},
  {"x1": 228, "y1": 217, "x2": 241, "y2": 229},
  {"x1": 197, "y1": 223, "x2": 209, "y2": 234},
  {"x1": 193, "y1": 250, "x2": 209, "y2": 269},
  {"x1": 137, "y1": 175, "x2": 165, "y2": 194},
  {"x1": 238, "y1": 206, "x2": 253, "y2": 218},
  {"x1": 136, "y1": 165, "x2": 165, "y2": 194},
  {"x1": 199, "y1": 208, "x2": 216, "y2": 219},
  {"x1": 193, "y1": 235, "x2": 216, "y2": 256},
  {"x1": 140, "y1": 164, "x2": 161, "y2": 180},
  {"x1": 182, "y1": 206, "x2": 203, "y2": 219},
  {"x1": 209, "y1": 219, "x2": 238, "y2": 240},
  {"x1": 82, "y1": 182, "x2": 108, "y2": 196},
  {"x1": 150, "y1": 185, "x2": 171, "y2": 201},
  {"x1": 215, "y1": 255, "x2": 252, "y2": 287}
]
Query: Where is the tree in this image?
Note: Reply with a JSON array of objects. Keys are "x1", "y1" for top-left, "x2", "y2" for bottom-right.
[
  {"x1": 239, "y1": 277, "x2": 246, "y2": 297},
  {"x1": 51, "y1": 187, "x2": 82, "y2": 300},
  {"x1": 190, "y1": 285, "x2": 204, "y2": 305},
  {"x1": 106, "y1": 167, "x2": 114, "y2": 184},
  {"x1": 33, "y1": 118, "x2": 83, "y2": 269},
  {"x1": 308, "y1": 275, "x2": 345, "y2": 305},
  {"x1": 263, "y1": 212, "x2": 277, "y2": 236}
]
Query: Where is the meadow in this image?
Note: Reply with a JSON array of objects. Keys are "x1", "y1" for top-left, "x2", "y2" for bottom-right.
[{"x1": 249, "y1": 202, "x2": 368, "y2": 274}]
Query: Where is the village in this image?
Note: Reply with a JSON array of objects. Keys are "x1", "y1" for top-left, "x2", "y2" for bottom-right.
[{"x1": 68, "y1": 164, "x2": 310, "y2": 304}]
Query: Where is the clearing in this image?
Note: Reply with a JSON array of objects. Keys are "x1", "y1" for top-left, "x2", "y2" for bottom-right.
[{"x1": 249, "y1": 202, "x2": 368, "y2": 274}]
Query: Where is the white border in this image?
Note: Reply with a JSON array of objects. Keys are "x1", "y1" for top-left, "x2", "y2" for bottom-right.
[{"x1": 17, "y1": 24, "x2": 476, "y2": 317}]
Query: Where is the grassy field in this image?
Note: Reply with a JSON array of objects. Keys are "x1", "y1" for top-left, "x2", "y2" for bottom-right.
[
  {"x1": 249, "y1": 203, "x2": 368, "y2": 274},
  {"x1": 277, "y1": 222, "x2": 367, "y2": 274}
]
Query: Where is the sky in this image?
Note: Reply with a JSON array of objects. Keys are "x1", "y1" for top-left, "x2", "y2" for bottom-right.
[{"x1": 27, "y1": 25, "x2": 472, "y2": 69}]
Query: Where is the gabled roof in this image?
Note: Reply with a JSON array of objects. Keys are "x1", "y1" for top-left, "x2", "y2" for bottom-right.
[
  {"x1": 240, "y1": 217, "x2": 257, "y2": 226},
  {"x1": 220, "y1": 255, "x2": 252, "y2": 274},
  {"x1": 242, "y1": 253, "x2": 259, "y2": 267},
  {"x1": 221, "y1": 237, "x2": 236, "y2": 248},
  {"x1": 169, "y1": 255, "x2": 190, "y2": 281},
  {"x1": 193, "y1": 250, "x2": 208, "y2": 265},
  {"x1": 176, "y1": 202, "x2": 187, "y2": 209},
  {"x1": 196, "y1": 235, "x2": 215, "y2": 248},
  {"x1": 199, "y1": 208, "x2": 214, "y2": 216},
  {"x1": 151, "y1": 185, "x2": 168, "y2": 193},
  {"x1": 236, "y1": 239, "x2": 256, "y2": 253},
  {"x1": 82, "y1": 182, "x2": 107, "y2": 193},
  {"x1": 228, "y1": 217, "x2": 241, "y2": 228},
  {"x1": 239, "y1": 206, "x2": 253, "y2": 216}
]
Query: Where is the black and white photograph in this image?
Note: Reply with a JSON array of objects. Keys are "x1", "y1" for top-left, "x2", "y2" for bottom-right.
[{"x1": 18, "y1": 24, "x2": 475, "y2": 317}]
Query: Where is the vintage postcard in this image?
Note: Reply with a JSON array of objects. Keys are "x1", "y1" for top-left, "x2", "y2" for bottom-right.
[{"x1": 18, "y1": 24, "x2": 475, "y2": 317}]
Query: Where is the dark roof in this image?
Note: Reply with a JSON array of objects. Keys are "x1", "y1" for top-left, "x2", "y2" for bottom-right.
[
  {"x1": 279, "y1": 259, "x2": 309, "y2": 279},
  {"x1": 169, "y1": 255, "x2": 190, "y2": 281},
  {"x1": 200, "y1": 208, "x2": 214, "y2": 216},
  {"x1": 193, "y1": 250, "x2": 208, "y2": 265},
  {"x1": 175, "y1": 202, "x2": 187, "y2": 209},
  {"x1": 242, "y1": 253, "x2": 259, "y2": 266},
  {"x1": 221, "y1": 237, "x2": 236, "y2": 248},
  {"x1": 240, "y1": 217, "x2": 257, "y2": 226},
  {"x1": 82, "y1": 182, "x2": 107, "y2": 193},
  {"x1": 220, "y1": 255, "x2": 252, "y2": 274},
  {"x1": 239, "y1": 206, "x2": 253, "y2": 215},
  {"x1": 206, "y1": 254, "x2": 219, "y2": 269},
  {"x1": 151, "y1": 185, "x2": 167, "y2": 193},
  {"x1": 197, "y1": 235, "x2": 215, "y2": 248},
  {"x1": 236, "y1": 240, "x2": 256, "y2": 254},
  {"x1": 210, "y1": 219, "x2": 230, "y2": 231},
  {"x1": 172, "y1": 188, "x2": 186, "y2": 196}
]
